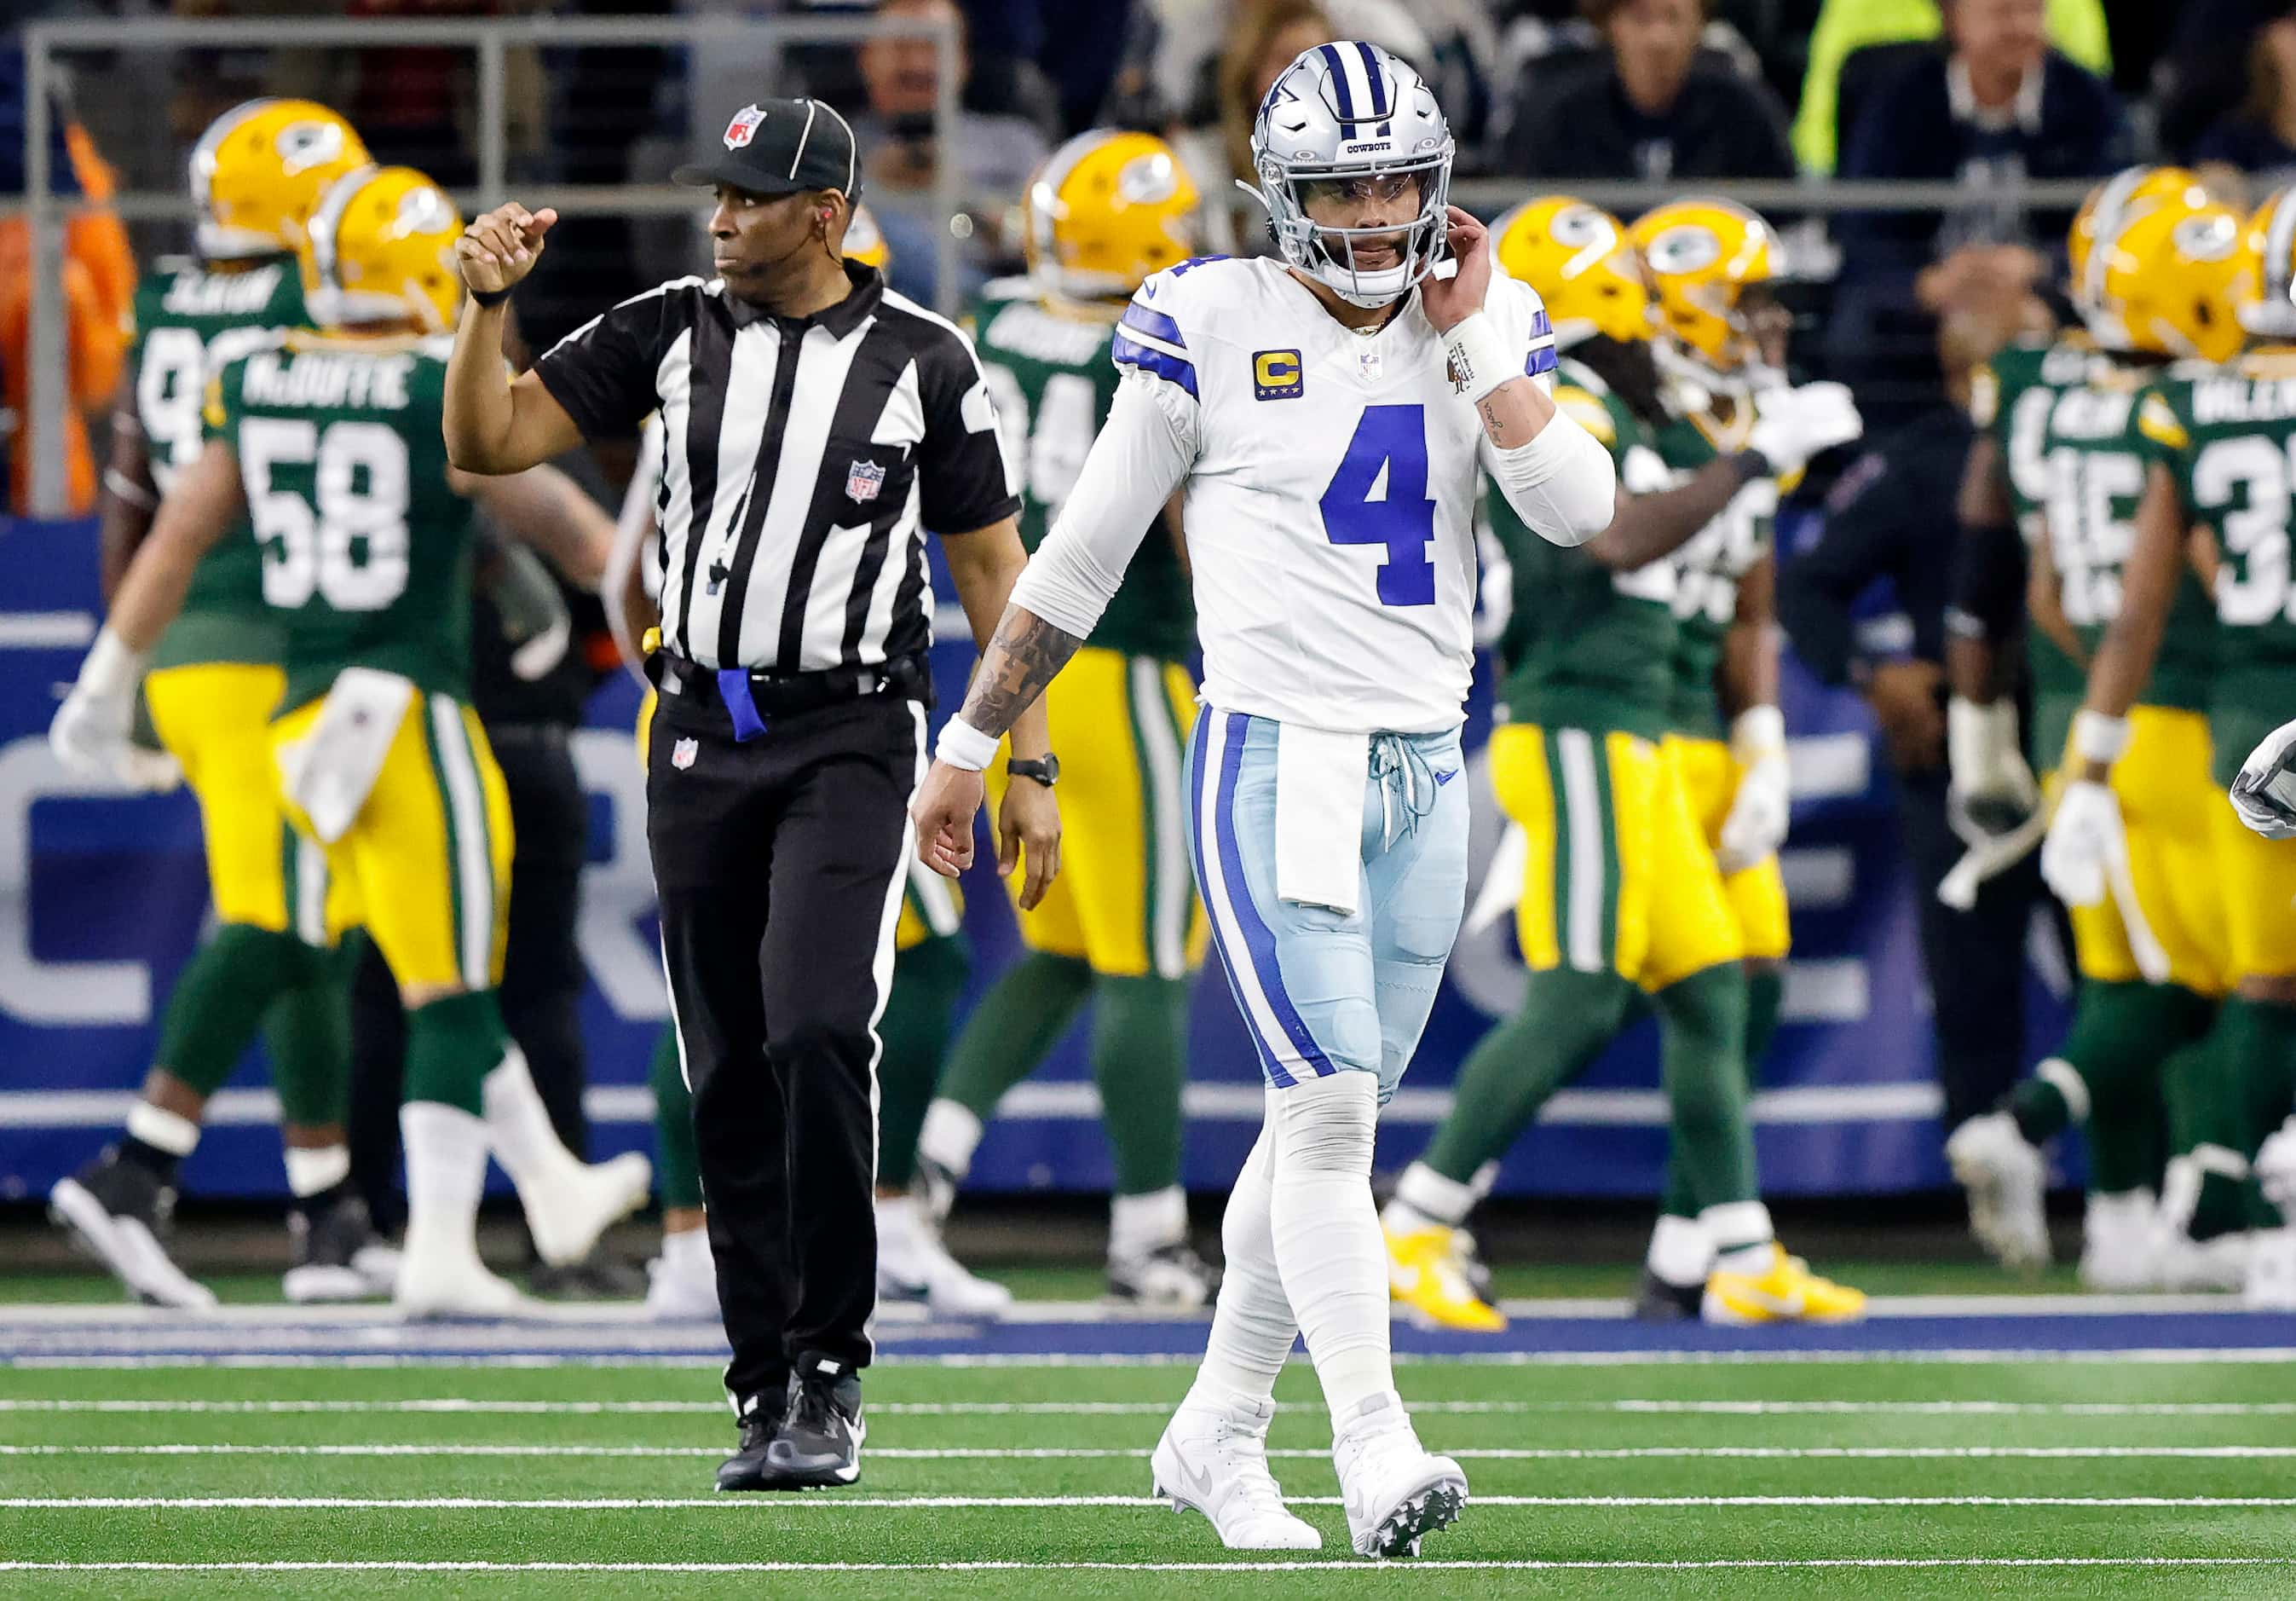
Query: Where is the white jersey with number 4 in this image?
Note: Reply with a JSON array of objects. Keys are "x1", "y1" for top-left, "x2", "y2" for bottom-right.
[{"x1": 1013, "y1": 254, "x2": 1561, "y2": 737}]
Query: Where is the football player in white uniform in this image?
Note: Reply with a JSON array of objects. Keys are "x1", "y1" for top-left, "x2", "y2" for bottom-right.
[{"x1": 911, "y1": 41, "x2": 1614, "y2": 1559}]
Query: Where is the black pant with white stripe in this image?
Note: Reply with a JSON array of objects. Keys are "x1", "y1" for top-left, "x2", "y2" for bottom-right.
[{"x1": 646, "y1": 683, "x2": 923, "y2": 1406}]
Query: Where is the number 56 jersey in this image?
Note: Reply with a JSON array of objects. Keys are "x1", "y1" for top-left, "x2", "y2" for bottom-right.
[
  {"x1": 1111, "y1": 255, "x2": 1559, "y2": 735},
  {"x1": 205, "y1": 332, "x2": 476, "y2": 715}
]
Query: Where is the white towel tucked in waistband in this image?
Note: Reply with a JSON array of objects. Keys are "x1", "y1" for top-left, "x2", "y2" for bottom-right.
[
  {"x1": 274, "y1": 668, "x2": 416, "y2": 844},
  {"x1": 1273, "y1": 722, "x2": 1369, "y2": 916}
]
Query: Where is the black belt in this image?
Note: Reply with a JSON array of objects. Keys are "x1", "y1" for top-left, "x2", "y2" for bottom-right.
[{"x1": 648, "y1": 650, "x2": 932, "y2": 741}]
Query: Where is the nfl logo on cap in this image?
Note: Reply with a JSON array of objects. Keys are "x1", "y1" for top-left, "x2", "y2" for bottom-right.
[
  {"x1": 724, "y1": 104, "x2": 765, "y2": 150},
  {"x1": 845, "y1": 458, "x2": 886, "y2": 504}
]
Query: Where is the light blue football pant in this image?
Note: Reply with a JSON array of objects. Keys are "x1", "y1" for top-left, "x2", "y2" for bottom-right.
[{"x1": 1185, "y1": 706, "x2": 1470, "y2": 1104}]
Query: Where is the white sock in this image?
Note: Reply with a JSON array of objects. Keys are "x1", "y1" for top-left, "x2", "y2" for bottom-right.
[
  {"x1": 126, "y1": 1101, "x2": 199, "y2": 1158},
  {"x1": 919, "y1": 1099, "x2": 984, "y2": 1181},
  {"x1": 1191, "y1": 1109, "x2": 1297, "y2": 1407},
  {"x1": 661, "y1": 1221, "x2": 713, "y2": 1274},
  {"x1": 482, "y1": 1047, "x2": 583, "y2": 1189},
  {"x1": 1704, "y1": 1200, "x2": 1776, "y2": 1275},
  {"x1": 876, "y1": 1193, "x2": 929, "y2": 1276},
  {"x1": 1110, "y1": 1185, "x2": 1187, "y2": 1262},
  {"x1": 1468, "y1": 1161, "x2": 1501, "y2": 1205},
  {"x1": 1267, "y1": 1072, "x2": 1393, "y2": 1425},
  {"x1": 282, "y1": 1143, "x2": 351, "y2": 1199},
  {"x1": 1645, "y1": 1214, "x2": 1713, "y2": 1287},
  {"x1": 1386, "y1": 1160, "x2": 1476, "y2": 1232},
  {"x1": 400, "y1": 1101, "x2": 489, "y2": 1263}
]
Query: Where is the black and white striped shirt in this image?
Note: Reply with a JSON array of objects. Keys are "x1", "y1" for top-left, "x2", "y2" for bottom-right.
[{"x1": 535, "y1": 261, "x2": 1018, "y2": 673}]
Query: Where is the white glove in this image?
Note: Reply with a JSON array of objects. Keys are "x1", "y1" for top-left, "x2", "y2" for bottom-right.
[
  {"x1": 1946, "y1": 696, "x2": 2040, "y2": 846},
  {"x1": 1746, "y1": 381, "x2": 1864, "y2": 477},
  {"x1": 2039, "y1": 777, "x2": 2125, "y2": 909},
  {"x1": 2230, "y1": 716, "x2": 2296, "y2": 841},
  {"x1": 1716, "y1": 706, "x2": 1791, "y2": 874},
  {"x1": 49, "y1": 627, "x2": 181, "y2": 792}
]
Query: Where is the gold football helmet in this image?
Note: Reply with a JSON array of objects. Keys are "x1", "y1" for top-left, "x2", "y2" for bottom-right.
[
  {"x1": 1024, "y1": 129, "x2": 1198, "y2": 302},
  {"x1": 1629, "y1": 198, "x2": 1780, "y2": 373},
  {"x1": 845, "y1": 202, "x2": 891, "y2": 269},
  {"x1": 303, "y1": 166, "x2": 465, "y2": 333},
  {"x1": 2068, "y1": 166, "x2": 2213, "y2": 344},
  {"x1": 2239, "y1": 183, "x2": 2296, "y2": 339},
  {"x1": 1491, "y1": 196, "x2": 1652, "y2": 348},
  {"x1": 2095, "y1": 192, "x2": 2247, "y2": 363},
  {"x1": 190, "y1": 99, "x2": 371, "y2": 262}
]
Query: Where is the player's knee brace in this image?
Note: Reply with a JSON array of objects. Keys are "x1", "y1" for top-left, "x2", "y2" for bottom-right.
[{"x1": 1271, "y1": 1070, "x2": 1379, "y2": 1177}]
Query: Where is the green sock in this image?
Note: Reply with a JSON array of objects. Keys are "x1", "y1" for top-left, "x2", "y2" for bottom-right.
[
  {"x1": 937, "y1": 951, "x2": 1095, "y2": 1120},
  {"x1": 1090, "y1": 975, "x2": 1190, "y2": 1196},
  {"x1": 1421, "y1": 967, "x2": 1635, "y2": 1184},
  {"x1": 401, "y1": 989, "x2": 509, "y2": 1116},
  {"x1": 262, "y1": 936, "x2": 359, "y2": 1130},
  {"x1": 157, "y1": 924, "x2": 330, "y2": 1097},
  {"x1": 2167, "y1": 1009, "x2": 2271, "y2": 1240},
  {"x1": 649, "y1": 1025, "x2": 702, "y2": 1211},
  {"x1": 874, "y1": 933, "x2": 972, "y2": 1189},
  {"x1": 1653, "y1": 962, "x2": 1757, "y2": 1210},
  {"x1": 2222, "y1": 997, "x2": 2296, "y2": 1151},
  {"x1": 2012, "y1": 981, "x2": 2214, "y2": 1193},
  {"x1": 1742, "y1": 962, "x2": 1784, "y2": 1084}
]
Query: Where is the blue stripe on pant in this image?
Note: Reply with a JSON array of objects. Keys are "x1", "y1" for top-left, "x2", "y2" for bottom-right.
[{"x1": 1184, "y1": 708, "x2": 1470, "y2": 1103}]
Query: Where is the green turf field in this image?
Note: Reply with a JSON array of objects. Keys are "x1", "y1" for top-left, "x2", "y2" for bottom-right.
[{"x1": 5, "y1": 1352, "x2": 2295, "y2": 1598}]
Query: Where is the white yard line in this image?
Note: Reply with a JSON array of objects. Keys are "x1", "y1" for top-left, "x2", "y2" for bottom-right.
[
  {"x1": 2, "y1": 1558, "x2": 2293, "y2": 1575},
  {"x1": 7, "y1": 1444, "x2": 2296, "y2": 1462},
  {"x1": 4, "y1": 1396, "x2": 2293, "y2": 1417},
  {"x1": 9, "y1": 1494, "x2": 2294, "y2": 1511}
]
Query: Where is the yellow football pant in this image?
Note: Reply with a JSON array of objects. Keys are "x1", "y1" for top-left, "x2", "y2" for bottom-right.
[{"x1": 1665, "y1": 732, "x2": 1792, "y2": 962}]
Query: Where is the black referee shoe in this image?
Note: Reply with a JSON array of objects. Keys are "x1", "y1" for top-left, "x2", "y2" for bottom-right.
[
  {"x1": 714, "y1": 1388, "x2": 790, "y2": 1492},
  {"x1": 1633, "y1": 1268, "x2": 1705, "y2": 1323},
  {"x1": 765, "y1": 1351, "x2": 865, "y2": 1488}
]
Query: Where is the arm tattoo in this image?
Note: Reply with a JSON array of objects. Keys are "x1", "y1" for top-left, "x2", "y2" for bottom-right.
[{"x1": 957, "y1": 606, "x2": 1082, "y2": 737}]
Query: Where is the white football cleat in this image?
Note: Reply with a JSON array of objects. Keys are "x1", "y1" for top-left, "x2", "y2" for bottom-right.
[
  {"x1": 1333, "y1": 1391, "x2": 1468, "y2": 1559},
  {"x1": 1945, "y1": 1112, "x2": 2051, "y2": 1272},
  {"x1": 518, "y1": 1153, "x2": 653, "y2": 1269},
  {"x1": 1150, "y1": 1391, "x2": 1321, "y2": 1551},
  {"x1": 876, "y1": 1197, "x2": 1012, "y2": 1320},
  {"x1": 2243, "y1": 1229, "x2": 2296, "y2": 1310},
  {"x1": 49, "y1": 1163, "x2": 217, "y2": 1310},
  {"x1": 643, "y1": 1229, "x2": 721, "y2": 1321},
  {"x1": 394, "y1": 1246, "x2": 529, "y2": 1320},
  {"x1": 2077, "y1": 1189, "x2": 2158, "y2": 1292}
]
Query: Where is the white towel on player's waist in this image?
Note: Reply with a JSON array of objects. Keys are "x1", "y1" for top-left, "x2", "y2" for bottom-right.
[
  {"x1": 1273, "y1": 722, "x2": 1368, "y2": 916},
  {"x1": 274, "y1": 668, "x2": 416, "y2": 844}
]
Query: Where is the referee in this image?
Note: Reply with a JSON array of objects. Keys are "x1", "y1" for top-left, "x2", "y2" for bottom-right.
[{"x1": 443, "y1": 95, "x2": 1060, "y2": 1491}]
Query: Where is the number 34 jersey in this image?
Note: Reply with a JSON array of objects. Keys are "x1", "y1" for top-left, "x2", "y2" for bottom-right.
[
  {"x1": 205, "y1": 332, "x2": 476, "y2": 714},
  {"x1": 1114, "y1": 255, "x2": 1558, "y2": 736}
]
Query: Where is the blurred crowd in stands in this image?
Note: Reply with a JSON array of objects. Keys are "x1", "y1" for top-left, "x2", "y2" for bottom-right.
[{"x1": 7, "y1": 0, "x2": 2296, "y2": 509}]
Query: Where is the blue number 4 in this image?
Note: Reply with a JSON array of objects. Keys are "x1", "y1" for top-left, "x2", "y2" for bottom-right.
[{"x1": 1320, "y1": 404, "x2": 1436, "y2": 607}]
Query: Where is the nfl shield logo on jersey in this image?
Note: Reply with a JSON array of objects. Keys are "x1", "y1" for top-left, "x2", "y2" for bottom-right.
[
  {"x1": 845, "y1": 458, "x2": 887, "y2": 504},
  {"x1": 724, "y1": 105, "x2": 765, "y2": 149},
  {"x1": 672, "y1": 737, "x2": 698, "y2": 771}
]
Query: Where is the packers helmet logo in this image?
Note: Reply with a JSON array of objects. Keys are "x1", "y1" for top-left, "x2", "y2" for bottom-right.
[
  {"x1": 1546, "y1": 204, "x2": 1614, "y2": 252},
  {"x1": 276, "y1": 120, "x2": 349, "y2": 176},
  {"x1": 2173, "y1": 211, "x2": 2240, "y2": 263},
  {"x1": 1116, "y1": 152, "x2": 1181, "y2": 206},
  {"x1": 394, "y1": 185, "x2": 456, "y2": 235},
  {"x1": 1641, "y1": 224, "x2": 1722, "y2": 275},
  {"x1": 1253, "y1": 349, "x2": 1303, "y2": 401}
]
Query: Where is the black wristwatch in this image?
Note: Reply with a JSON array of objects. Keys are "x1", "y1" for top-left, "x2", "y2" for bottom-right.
[{"x1": 1007, "y1": 754, "x2": 1061, "y2": 788}]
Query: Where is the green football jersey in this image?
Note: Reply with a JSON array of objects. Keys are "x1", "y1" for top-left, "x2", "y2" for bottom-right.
[
  {"x1": 969, "y1": 281, "x2": 1195, "y2": 662},
  {"x1": 1969, "y1": 335, "x2": 2105, "y2": 765},
  {"x1": 2023, "y1": 357, "x2": 2214, "y2": 718},
  {"x1": 2140, "y1": 346, "x2": 2296, "y2": 784},
  {"x1": 130, "y1": 254, "x2": 307, "y2": 671},
  {"x1": 205, "y1": 332, "x2": 476, "y2": 714},
  {"x1": 1655, "y1": 406, "x2": 1774, "y2": 741},
  {"x1": 1494, "y1": 357, "x2": 1680, "y2": 743}
]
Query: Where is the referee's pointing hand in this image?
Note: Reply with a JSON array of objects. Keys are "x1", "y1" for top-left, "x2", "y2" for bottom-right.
[{"x1": 458, "y1": 203, "x2": 559, "y2": 297}]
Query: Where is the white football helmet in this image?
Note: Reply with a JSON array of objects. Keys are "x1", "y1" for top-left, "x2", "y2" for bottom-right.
[{"x1": 1247, "y1": 41, "x2": 1455, "y2": 309}]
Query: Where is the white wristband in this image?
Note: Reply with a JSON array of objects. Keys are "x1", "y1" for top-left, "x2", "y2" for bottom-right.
[
  {"x1": 80, "y1": 627, "x2": 149, "y2": 698},
  {"x1": 2071, "y1": 709, "x2": 2131, "y2": 765},
  {"x1": 935, "y1": 716, "x2": 1001, "y2": 772},
  {"x1": 1441, "y1": 311, "x2": 1516, "y2": 407},
  {"x1": 1731, "y1": 705, "x2": 1786, "y2": 760}
]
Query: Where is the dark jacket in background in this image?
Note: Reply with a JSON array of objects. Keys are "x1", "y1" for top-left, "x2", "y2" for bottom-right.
[{"x1": 1500, "y1": 58, "x2": 1797, "y2": 182}]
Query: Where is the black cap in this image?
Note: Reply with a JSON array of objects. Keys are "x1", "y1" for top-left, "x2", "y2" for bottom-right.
[{"x1": 673, "y1": 97, "x2": 862, "y2": 200}]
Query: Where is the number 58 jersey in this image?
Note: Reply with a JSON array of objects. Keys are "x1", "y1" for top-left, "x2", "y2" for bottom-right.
[
  {"x1": 205, "y1": 332, "x2": 476, "y2": 714},
  {"x1": 1112, "y1": 255, "x2": 1558, "y2": 735}
]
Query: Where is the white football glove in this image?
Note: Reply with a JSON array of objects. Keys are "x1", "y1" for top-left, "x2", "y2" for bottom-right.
[
  {"x1": 1946, "y1": 696, "x2": 2040, "y2": 847},
  {"x1": 1716, "y1": 706, "x2": 1790, "y2": 874},
  {"x1": 2230, "y1": 715, "x2": 2296, "y2": 840},
  {"x1": 1747, "y1": 382, "x2": 1864, "y2": 477},
  {"x1": 2039, "y1": 777, "x2": 2124, "y2": 909},
  {"x1": 49, "y1": 628, "x2": 180, "y2": 792}
]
